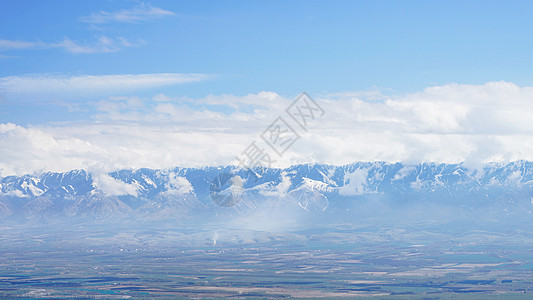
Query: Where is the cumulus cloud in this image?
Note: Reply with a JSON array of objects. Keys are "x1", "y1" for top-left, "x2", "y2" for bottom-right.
[
  {"x1": 0, "y1": 73, "x2": 210, "y2": 96},
  {"x1": 93, "y1": 174, "x2": 139, "y2": 196},
  {"x1": 339, "y1": 169, "x2": 369, "y2": 196},
  {"x1": 2, "y1": 189, "x2": 26, "y2": 198},
  {"x1": 0, "y1": 122, "x2": 248, "y2": 176},
  {"x1": 1, "y1": 82, "x2": 533, "y2": 176},
  {"x1": 257, "y1": 171, "x2": 292, "y2": 197},
  {"x1": 79, "y1": 3, "x2": 174, "y2": 24},
  {"x1": 165, "y1": 173, "x2": 194, "y2": 195}
]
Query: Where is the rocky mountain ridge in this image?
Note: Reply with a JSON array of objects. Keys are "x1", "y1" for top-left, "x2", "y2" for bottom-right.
[{"x1": 1, "y1": 161, "x2": 532, "y2": 222}]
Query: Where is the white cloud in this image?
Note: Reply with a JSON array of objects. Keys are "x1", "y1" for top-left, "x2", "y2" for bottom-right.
[
  {"x1": 339, "y1": 169, "x2": 369, "y2": 196},
  {"x1": 56, "y1": 36, "x2": 143, "y2": 54},
  {"x1": 0, "y1": 39, "x2": 45, "y2": 50},
  {"x1": 2, "y1": 189, "x2": 26, "y2": 198},
  {"x1": 79, "y1": 3, "x2": 174, "y2": 24},
  {"x1": 0, "y1": 122, "x2": 249, "y2": 176},
  {"x1": 0, "y1": 54, "x2": 17, "y2": 59},
  {"x1": 257, "y1": 171, "x2": 292, "y2": 197},
  {"x1": 0, "y1": 36, "x2": 144, "y2": 54},
  {"x1": 165, "y1": 173, "x2": 193, "y2": 195},
  {"x1": 93, "y1": 173, "x2": 139, "y2": 196},
  {"x1": 0, "y1": 73, "x2": 210, "y2": 95},
  {"x1": 1, "y1": 82, "x2": 533, "y2": 176},
  {"x1": 1, "y1": 4, "x2": 170, "y2": 55}
]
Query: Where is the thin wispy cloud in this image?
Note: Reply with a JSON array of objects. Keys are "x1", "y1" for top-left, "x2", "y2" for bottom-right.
[
  {"x1": 0, "y1": 73, "x2": 211, "y2": 95},
  {"x1": 0, "y1": 4, "x2": 171, "y2": 55},
  {"x1": 0, "y1": 39, "x2": 45, "y2": 50},
  {"x1": 0, "y1": 36, "x2": 142, "y2": 54},
  {"x1": 79, "y1": 3, "x2": 174, "y2": 24},
  {"x1": 0, "y1": 54, "x2": 17, "y2": 59},
  {"x1": 56, "y1": 36, "x2": 143, "y2": 54}
]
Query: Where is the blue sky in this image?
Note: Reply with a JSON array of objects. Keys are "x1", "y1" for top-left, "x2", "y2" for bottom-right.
[
  {"x1": 3, "y1": 1, "x2": 533, "y2": 96},
  {"x1": 1, "y1": 1, "x2": 533, "y2": 175}
]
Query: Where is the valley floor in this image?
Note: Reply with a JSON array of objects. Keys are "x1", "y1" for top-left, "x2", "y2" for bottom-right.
[{"x1": 1, "y1": 222, "x2": 533, "y2": 298}]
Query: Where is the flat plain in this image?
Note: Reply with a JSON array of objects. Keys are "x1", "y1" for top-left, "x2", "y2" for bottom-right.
[{"x1": 1, "y1": 222, "x2": 533, "y2": 298}]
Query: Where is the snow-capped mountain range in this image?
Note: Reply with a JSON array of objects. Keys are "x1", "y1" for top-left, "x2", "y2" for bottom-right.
[{"x1": 1, "y1": 162, "x2": 532, "y2": 222}]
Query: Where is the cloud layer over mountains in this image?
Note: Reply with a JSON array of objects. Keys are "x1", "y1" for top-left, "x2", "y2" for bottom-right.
[{"x1": 1, "y1": 81, "x2": 533, "y2": 177}]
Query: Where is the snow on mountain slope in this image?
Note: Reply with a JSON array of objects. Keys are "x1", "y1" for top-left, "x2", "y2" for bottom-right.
[{"x1": 0, "y1": 162, "x2": 531, "y2": 221}]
